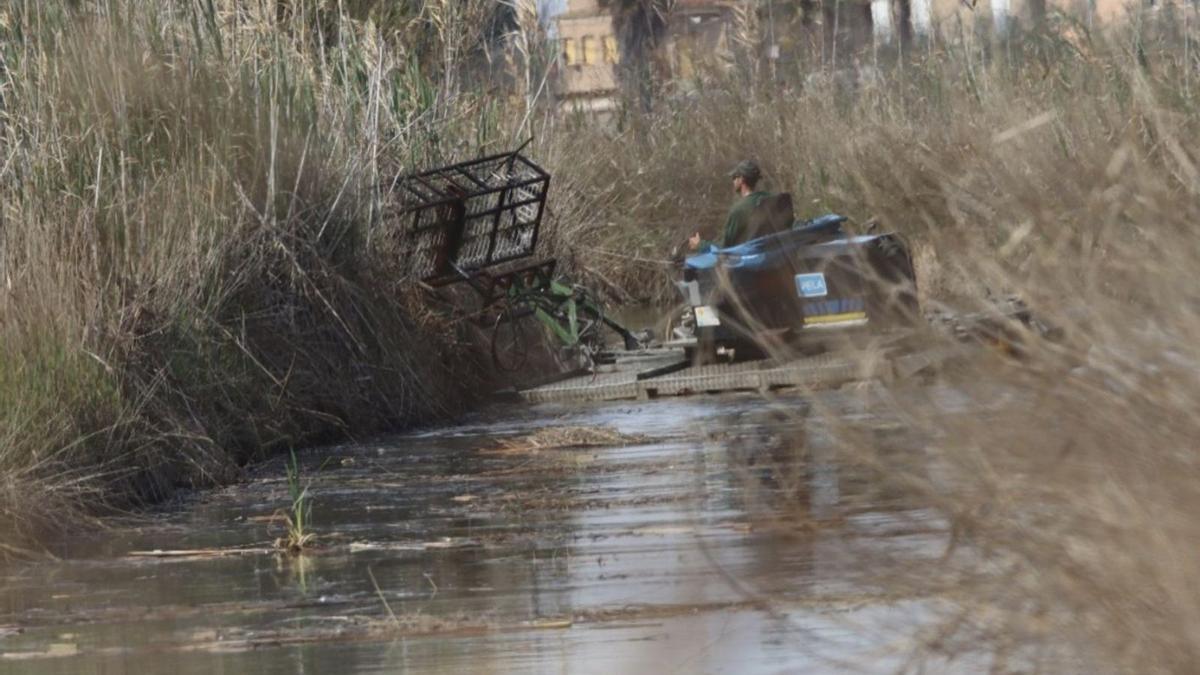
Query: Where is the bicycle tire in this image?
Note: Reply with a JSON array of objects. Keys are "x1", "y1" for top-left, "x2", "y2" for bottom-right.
[{"x1": 490, "y1": 305, "x2": 539, "y2": 372}]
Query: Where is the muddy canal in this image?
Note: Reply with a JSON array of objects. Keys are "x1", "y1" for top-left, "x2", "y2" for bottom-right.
[{"x1": 1, "y1": 390, "x2": 953, "y2": 673}]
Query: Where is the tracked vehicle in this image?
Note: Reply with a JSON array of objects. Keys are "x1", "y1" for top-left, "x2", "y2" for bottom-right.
[{"x1": 676, "y1": 206, "x2": 920, "y2": 362}]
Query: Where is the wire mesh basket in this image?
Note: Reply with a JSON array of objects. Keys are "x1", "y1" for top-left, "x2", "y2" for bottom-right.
[{"x1": 382, "y1": 151, "x2": 551, "y2": 284}]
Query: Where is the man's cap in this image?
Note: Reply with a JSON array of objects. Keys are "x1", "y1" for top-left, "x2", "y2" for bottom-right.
[{"x1": 728, "y1": 159, "x2": 762, "y2": 181}]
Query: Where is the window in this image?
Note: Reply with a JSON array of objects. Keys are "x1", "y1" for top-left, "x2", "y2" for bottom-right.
[
  {"x1": 603, "y1": 35, "x2": 620, "y2": 64},
  {"x1": 581, "y1": 36, "x2": 597, "y2": 65},
  {"x1": 562, "y1": 38, "x2": 577, "y2": 66}
]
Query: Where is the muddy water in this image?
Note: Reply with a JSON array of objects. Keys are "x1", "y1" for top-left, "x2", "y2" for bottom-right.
[{"x1": 0, "y1": 391, "x2": 950, "y2": 674}]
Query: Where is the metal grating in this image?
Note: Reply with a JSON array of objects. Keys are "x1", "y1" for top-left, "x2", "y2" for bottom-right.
[
  {"x1": 516, "y1": 351, "x2": 893, "y2": 404},
  {"x1": 381, "y1": 151, "x2": 550, "y2": 284}
]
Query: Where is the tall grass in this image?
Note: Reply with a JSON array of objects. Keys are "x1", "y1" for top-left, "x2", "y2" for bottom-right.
[
  {"x1": 531, "y1": 11, "x2": 1200, "y2": 672},
  {"x1": 535, "y1": 13, "x2": 1199, "y2": 307},
  {"x1": 279, "y1": 450, "x2": 314, "y2": 553},
  {"x1": 0, "y1": 0, "x2": 523, "y2": 551},
  {"x1": 5, "y1": 3, "x2": 1200, "y2": 667}
]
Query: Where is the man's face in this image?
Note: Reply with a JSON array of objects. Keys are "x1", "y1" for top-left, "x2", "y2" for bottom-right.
[{"x1": 732, "y1": 176, "x2": 744, "y2": 194}]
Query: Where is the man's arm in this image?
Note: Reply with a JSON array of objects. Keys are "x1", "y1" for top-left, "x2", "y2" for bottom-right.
[
  {"x1": 688, "y1": 231, "x2": 718, "y2": 253},
  {"x1": 691, "y1": 199, "x2": 750, "y2": 252},
  {"x1": 687, "y1": 216, "x2": 738, "y2": 253}
]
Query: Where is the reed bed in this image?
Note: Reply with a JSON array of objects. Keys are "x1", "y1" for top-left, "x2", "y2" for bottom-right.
[
  {"x1": 4, "y1": 5, "x2": 1200, "y2": 669},
  {"x1": 551, "y1": 14, "x2": 1200, "y2": 673},
  {"x1": 0, "y1": 0, "x2": 517, "y2": 550}
]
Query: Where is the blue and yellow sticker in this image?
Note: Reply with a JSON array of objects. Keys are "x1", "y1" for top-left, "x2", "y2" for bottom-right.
[{"x1": 803, "y1": 297, "x2": 867, "y2": 325}]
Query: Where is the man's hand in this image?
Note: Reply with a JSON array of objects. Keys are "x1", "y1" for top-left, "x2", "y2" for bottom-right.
[{"x1": 687, "y1": 232, "x2": 701, "y2": 251}]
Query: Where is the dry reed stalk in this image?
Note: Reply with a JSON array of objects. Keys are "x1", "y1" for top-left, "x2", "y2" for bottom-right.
[{"x1": 632, "y1": 17, "x2": 1200, "y2": 672}]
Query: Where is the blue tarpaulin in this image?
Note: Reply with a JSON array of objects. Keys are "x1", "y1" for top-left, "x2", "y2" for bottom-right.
[{"x1": 685, "y1": 214, "x2": 857, "y2": 272}]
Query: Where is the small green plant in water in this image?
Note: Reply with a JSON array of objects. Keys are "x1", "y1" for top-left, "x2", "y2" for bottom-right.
[{"x1": 277, "y1": 450, "x2": 315, "y2": 554}]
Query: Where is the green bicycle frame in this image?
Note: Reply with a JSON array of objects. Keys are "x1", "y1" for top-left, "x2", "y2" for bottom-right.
[{"x1": 504, "y1": 271, "x2": 607, "y2": 348}]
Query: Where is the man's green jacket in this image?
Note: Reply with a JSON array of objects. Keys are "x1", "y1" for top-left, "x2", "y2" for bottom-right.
[{"x1": 702, "y1": 191, "x2": 771, "y2": 251}]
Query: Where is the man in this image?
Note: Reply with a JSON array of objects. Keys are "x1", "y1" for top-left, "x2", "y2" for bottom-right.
[{"x1": 688, "y1": 160, "x2": 771, "y2": 252}]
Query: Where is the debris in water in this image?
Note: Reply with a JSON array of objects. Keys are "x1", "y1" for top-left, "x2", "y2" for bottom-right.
[
  {"x1": 422, "y1": 537, "x2": 481, "y2": 550},
  {"x1": 244, "y1": 514, "x2": 285, "y2": 524},
  {"x1": 525, "y1": 618, "x2": 573, "y2": 629},
  {"x1": 127, "y1": 547, "x2": 274, "y2": 559},
  {"x1": 485, "y1": 425, "x2": 649, "y2": 455},
  {"x1": 349, "y1": 542, "x2": 421, "y2": 553},
  {"x1": 348, "y1": 537, "x2": 482, "y2": 553},
  {"x1": 0, "y1": 642, "x2": 79, "y2": 660}
]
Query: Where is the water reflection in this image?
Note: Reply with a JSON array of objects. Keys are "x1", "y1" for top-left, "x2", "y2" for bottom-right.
[{"x1": 0, "y1": 392, "x2": 943, "y2": 674}]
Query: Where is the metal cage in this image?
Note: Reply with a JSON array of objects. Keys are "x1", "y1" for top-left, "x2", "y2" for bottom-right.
[{"x1": 382, "y1": 151, "x2": 551, "y2": 284}]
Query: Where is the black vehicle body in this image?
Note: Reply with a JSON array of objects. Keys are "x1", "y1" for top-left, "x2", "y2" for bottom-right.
[{"x1": 678, "y1": 214, "x2": 919, "y2": 357}]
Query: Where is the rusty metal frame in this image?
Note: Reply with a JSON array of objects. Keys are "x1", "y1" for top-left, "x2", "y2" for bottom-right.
[{"x1": 383, "y1": 150, "x2": 551, "y2": 285}]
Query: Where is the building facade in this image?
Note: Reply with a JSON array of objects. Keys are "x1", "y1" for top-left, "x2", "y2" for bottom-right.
[
  {"x1": 552, "y1": 0, "x2": 1170, "y2": 116},
  {"x1": 660, "y1": 0, "x2": 739, "y2": 82},
  {"x1": 555, "y1": 0, "x2": 623, "y2": 116},
  {"x1": 881, "y1": 0, "x2": 1149, "y2": 41},
  {"x1": 555, "y1": 0, "x2": 745, "y2": 115}
]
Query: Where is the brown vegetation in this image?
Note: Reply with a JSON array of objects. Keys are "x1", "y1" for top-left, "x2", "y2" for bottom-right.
[
  {"x1": 546, "y1": 16, "x2": 1200, "y2": 674},
  {"x1": 0, "y1": 1, "x2": 515, "y2": 551},
  {"x1": 537, "y1": 19, "x2": 1199, "y2": 307},
  {"x1": 4, "y1": 2, "x2": 1200, "y2": 669}
]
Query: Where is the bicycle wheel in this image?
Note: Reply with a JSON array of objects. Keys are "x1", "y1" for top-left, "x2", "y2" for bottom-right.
[{"x1": 490, "y1": 305, "x2": 539, "y2": 372}]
